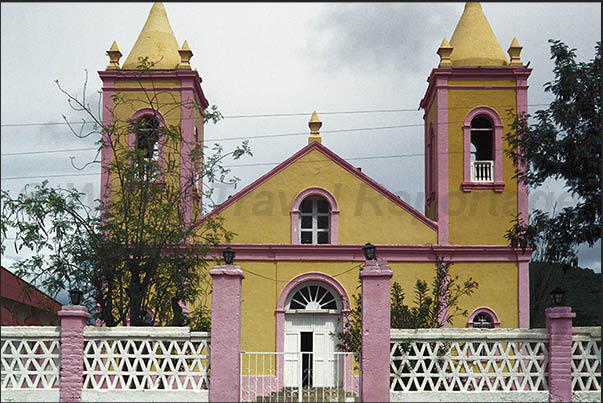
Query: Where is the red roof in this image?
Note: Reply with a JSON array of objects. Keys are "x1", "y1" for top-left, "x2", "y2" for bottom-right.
[{"x1": 1, "y1": 266, "x2": 62, "y2": 311}]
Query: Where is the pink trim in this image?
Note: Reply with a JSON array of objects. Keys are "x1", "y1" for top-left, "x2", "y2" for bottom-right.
[
  {"x1": 360, "y1": 258, "x2": 392, "y2": 402},
  {"x1": 462, "y1": 106, "x2": 505, "y2": 188},
  {"x1": 290, "y1": 187, "x2": 340, "y2": 244},
  {"x1": 209, "y1": 265, "x2": 244, "y2": 402},
  {"x1": 201, "y1": 243, "x2": 532, "y2": 262},
  {"x1": 518, "y1": 260, "x2": 530, "y2": 328},
  {"x1": 200, "y1": 141, "x2": 438, "y2": 231},
  {"x1": 545, "y1": 306, "x2": 575, "y2": 403},
  {"x1": 447, "y1": 85, "x2": 519, "y2": 90},
  {"x1": 100, "y1": 76, "x2": 115, "y2": 217},
  {"x1": 515, "y1": 70, "x2": 531, "y2": 228},
  {"x1": 180, "y1": 78, "x2": 196, "y2": 227},
  {"x1": 58, "y1": 306, "x2": 91, "y2": 402},
  {"x1": 435, "y1": 71, "x2": 450, "y2": 245},
  {"x1": 425, "y1": 124, "x2": 436, "y2": 211},
  {"x1": 466, "y1": 306, "x2": 501, "y2": 328},
  {"x1": 98, "y1": 70, "x2": 209, "y2": 109}
]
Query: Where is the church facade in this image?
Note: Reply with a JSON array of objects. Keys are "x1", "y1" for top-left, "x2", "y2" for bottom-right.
[{"x1": 99, "y1": 0, "x2": 532, "y2": 372}]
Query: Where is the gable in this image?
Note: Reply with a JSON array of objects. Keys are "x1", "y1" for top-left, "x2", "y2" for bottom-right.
[{"x1": 200, "y1": 142, "x2": 437, "y2": 245}]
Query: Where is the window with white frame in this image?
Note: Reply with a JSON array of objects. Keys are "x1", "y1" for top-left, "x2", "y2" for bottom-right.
[
  {"x1": 299, "y1": 196, "x2": 330, "y2": 244},
  {"x1": 470, "y1": 116, "x2": 494, "y2": 182}
]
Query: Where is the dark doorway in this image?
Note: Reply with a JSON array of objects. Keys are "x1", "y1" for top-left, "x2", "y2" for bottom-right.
[{"x1": 301, "y1": 332, "x2": 313, "y2": 387}]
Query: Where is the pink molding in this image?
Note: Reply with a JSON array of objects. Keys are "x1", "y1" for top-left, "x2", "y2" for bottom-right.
[
  {"x1": 275, "y1": 272, "x2": 351, "y2": 390},
  {"x1": 466, "y1": 306, "x2": 501, "y2": 328},
  {"x1": 545, "y1": 306, "x2": 575, "y2": 403},
  {"x1": 58, "y1": 306, "x2": 91, "y2": 402},
  {"x1": 518, "y1": 260, "x2": 530, "y2": 328},
  {"x1": 359, "y1": 258, "x2": 392, "y2": 402},
  {"x1": 290, "y1": 187, "x2": 340, "y2": 244},
  {"x1": 201, "y1": 243, "x2": 533, "y2": 263},
  {"x1": 209, "y1": 265, "x2": 244, "y2": 402},
  {"x1": 200, "y1": 141, "x2": 438, "y2": 231},
  {"x1": 435, "y1": 71, "x2": 450, "y2": 245},
  {"x1": 100, "y1": 77, "x2": 115, "y2": 218},
  {"x1": 461, "y1": 106, "x2": 505, "y2": 192},
  {"x1": 98, "y1": 70, "x2": 209, "y2": 109}
]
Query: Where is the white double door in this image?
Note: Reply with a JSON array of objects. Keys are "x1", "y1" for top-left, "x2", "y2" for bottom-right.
[{"x1": 284, "y1": 313, "x2": 339, "y2": 387}]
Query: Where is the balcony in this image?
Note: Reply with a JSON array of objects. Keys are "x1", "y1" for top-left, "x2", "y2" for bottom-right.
[{"x1": 471, "y1": 160, "x2": 494, "y2": 182}]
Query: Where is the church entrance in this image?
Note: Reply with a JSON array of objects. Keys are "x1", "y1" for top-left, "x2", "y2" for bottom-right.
[{"x1": 283, "y1": 283, "x2": 341, "y2": 388}]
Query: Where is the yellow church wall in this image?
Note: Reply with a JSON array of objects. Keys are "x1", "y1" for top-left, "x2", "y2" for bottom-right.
[
  {"x1": 229, "y1": 258, "x2": 518, "y2": 352},
  {"x1": 447, "y1": 87, "x2": 518, "y2": 245},
  {"x1": 448, "y1": 79, "x2": 516, "y2": 87},
  {"x1": 211, "y1": 148, "x2": 437, "y2": 245}
]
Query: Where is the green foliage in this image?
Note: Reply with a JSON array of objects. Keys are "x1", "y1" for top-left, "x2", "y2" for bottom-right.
[
  {"x1": 1, "y1": 64, "x2": 252, "y2": 327},
  {"x1": 336, "y1": 257, "x2": 478, "y2": 352},
  {"x1": 504, "y1": 40, "x2": 601, "y2": 267},
  {"x1": 530, "y1": 262, "x2": 601, "y2": 328}
]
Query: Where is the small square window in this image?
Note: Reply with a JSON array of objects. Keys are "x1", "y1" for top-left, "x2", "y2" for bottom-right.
[
  {"x1": 317, "y1": 216, "x2": 329, "y2": 229},
  {"x1": 301, "y1": 199, "x2": 313, "y2": 213},
  {"x1": 317, "y1": 200, "x2": 329, "y2": 213},
  {"x1": 301, "y1": 216, "x2": 312, "y2": 229},
  {"x1": 301, "y1": 231, "x2": 313, "y2": 244},
  {"x1": 317, "y1": 232, "x2": 329, "y2": 244}
]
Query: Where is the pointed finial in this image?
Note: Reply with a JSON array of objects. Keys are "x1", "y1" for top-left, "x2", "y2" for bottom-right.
[
  {"x1": 177, "y1": 40, "x2": 193, "y2": 70},
  {"x1": 308, "y1": 111, "x2": 322, "y2": 144},
  {"x1": 106, "y1": 41, "x2": 122, "y2": 70},
  {"x1": 507, "y1": 37, "x2": 523, "y2": 66},
  {"x1": 437, "y1": 37, "x2": 454, "y2": 67}
]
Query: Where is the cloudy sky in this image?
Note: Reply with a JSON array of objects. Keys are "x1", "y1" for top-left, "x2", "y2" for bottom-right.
[{"x1": 1, "y1": 2, "x2": 601, "y2": 274}]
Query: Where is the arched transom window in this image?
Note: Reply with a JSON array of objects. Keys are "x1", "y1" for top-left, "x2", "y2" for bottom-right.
[
  {"x1": 287, "y1": 284, "x2": 339, "y2": 312},
  {"x1": 300, "y1": 196, "x2": 330, "y2": 244},
  {"x1": 467, "y1": 307, "x2": 500, "y2": 329}
]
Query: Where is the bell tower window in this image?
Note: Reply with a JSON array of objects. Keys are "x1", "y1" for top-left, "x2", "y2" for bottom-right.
[
  {"x1": 470, "y1": 116, "x2": 494, "y2": 182},
  {"x1": 135, "y1": 116, "x2": 160, "y2": 160}
]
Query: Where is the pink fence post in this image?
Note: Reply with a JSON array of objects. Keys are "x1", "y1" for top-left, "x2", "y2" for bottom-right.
[
  {"x1": 209, "y1": 264, "x2": 244, "y2": 402},
  {"x1": 360, "y1": 256, "x2": 393, "y2": 403},
  {"x1": 58, "y1": 305, "x2": 91, "y2": 403},
  {"x1": 545, "y1": 306, "x2": 576, "y2": 403}
]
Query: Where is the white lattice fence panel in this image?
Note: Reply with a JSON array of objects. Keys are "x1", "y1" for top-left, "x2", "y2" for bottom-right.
[
  {"x1": 82, "y1": 327, "x2": 209, "y2": 391},
  {"x1": 0, "y1": 327, "x2": 60, "y2": 390},
  {"x1": 390, "y1": 328, "x2": 549, "y2": 394},
  {"x1": 572, "y1": 327, "x2": 601, "y2": 392}
]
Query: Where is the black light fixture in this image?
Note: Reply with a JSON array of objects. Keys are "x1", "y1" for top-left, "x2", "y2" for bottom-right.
[
  {"x1": 550, "y1": 287, "x2": 565, "y2": 306},
  {"x1": 222, "y1": 247, "x2": 236, "y2": 265},
  {"x1": 362, "y1": 243, "x2": 376, "y2": 260},
  {"x1": 69, "y1": 289, "x2": 84, "y2": 305}
]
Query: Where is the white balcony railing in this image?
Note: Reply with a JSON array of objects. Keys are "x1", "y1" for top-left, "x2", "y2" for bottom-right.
[{"x1": 471, "y1": 160, "x2": 494, "y2": 182}]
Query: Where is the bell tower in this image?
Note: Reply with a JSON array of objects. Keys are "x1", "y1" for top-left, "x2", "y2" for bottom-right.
[
  {"x1": 420, "y1": 2, "x2": 531, "y2": 246},
  {"x1": 98, "y1": 2, "x2": 208, "y2": 226}
]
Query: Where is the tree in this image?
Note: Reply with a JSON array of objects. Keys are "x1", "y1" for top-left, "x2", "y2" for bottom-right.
[
  {"x1": 1, "y1": 61, "x2": 251, "y2": 327},
  {"x1": 336, "y1": 257, "x2": 478, "y2": 352},
  {"x1": 505, "y1": 40, "x2": 601, "y2": 267}
]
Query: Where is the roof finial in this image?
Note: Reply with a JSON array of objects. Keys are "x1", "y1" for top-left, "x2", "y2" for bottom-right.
[
  {"x1": 308, "y1": 111, "x2": 322, "y2": 144},
  {"x1": 437, "y1": 37, "x2": 453, "y2": 67},
  {"x1": 106, "y1": 41, "x2": 122, "y2": 70},
  {"x1": 177, "y1": 40, "x2": 193, "y2": 70},
  {"x1": 507, "y1": 37, "x2": 523, "y2": 66}
]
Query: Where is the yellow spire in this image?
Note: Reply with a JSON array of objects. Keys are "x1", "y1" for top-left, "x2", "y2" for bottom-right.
[
  {"x1": 449, "y1": 2, "x2": 508, "y2": 66},
  {"x1": 177, "y1": 40, "x2": 193, "y2": 70},
  {"x1": 106, "y1": 41, "x2": 122, "y2": 70},
  {"x1": 507, "y1": 37, "x2": 523, "y2": 66},
  {"x1": 437, "y1": 37, "x2": 453, "y2": 67},
  {"x1": 308, "y1": 111, "x2": 322, "y2": 144},
  {"x1": 122, "y1": 3, "x2": 181, "y2": 70}
]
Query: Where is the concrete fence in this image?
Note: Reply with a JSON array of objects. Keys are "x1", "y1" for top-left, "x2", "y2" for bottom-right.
[{"x1": 1, "y1": 261, "x2": 600, "y2": 402}]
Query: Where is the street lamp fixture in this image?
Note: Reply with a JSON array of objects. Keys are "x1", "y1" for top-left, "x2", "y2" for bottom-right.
[
  {"x1": 362, "y1": 243, "x2": 376, "y2": 260},
  {"x1": 223, "y1": 247, "x2": 236, "y2": 265},
  {"x1": 69, "y1": 289, "x2": 84, "y2": 305},
  {"x1": 550, "y1": 287, "x2": 565, "y2": 306}
]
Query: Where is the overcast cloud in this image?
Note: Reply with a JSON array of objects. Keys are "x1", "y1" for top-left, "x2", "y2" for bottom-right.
[{"x1": 1, "y1": 3, "x2": 600, "y2": 274}]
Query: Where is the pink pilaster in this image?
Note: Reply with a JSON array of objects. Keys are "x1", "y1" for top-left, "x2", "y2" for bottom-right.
[
  {"x1": 518, "y1": 254, "x2": 531, "y2": 328},
  {"x1": 360, "y1": 257, "x2": 393, "y2": 403},
  {"x1": 545, "y1": 306, "x2": 575, "y2": 403},
  {"x1": 58, "y1": 306, "x2": 90, "y2": 403},
  {"x1": 515, "y1": 70, "x2": 531, "y2": 226},
  {"x1": 209, "y1": 264, "x2": 245, "y2": 403},
  {"x1": 99, "y1": 75, "x2": 115, "y2": 219},
  {"x1": 180, "y1": 78, "x2": 195, "y2": 227},
  {"x1": 435, "y1": 71, "x2": 450, "y2": 245}
]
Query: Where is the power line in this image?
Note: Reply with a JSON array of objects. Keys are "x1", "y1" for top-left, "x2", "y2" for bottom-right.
[{"x1": 0, "y1": 103, "x2": 550, "y2": 128}]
